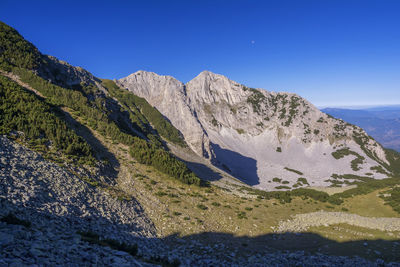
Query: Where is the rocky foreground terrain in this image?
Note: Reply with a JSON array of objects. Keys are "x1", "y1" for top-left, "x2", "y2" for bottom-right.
[{"x1": 1, "y1": 135, "x2": 400, "y2": 266}]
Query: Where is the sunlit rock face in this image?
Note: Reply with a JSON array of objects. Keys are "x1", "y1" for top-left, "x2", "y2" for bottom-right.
[{"x1": 119, "y1": 70, "x2": 390, "y2": 190}]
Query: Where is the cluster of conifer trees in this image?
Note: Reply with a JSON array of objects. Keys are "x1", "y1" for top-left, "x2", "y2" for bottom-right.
[
  {"x1": 0, "y1": 22, "x2": 42, "y2": 71},
  {"x1": 0, "y1": 20, "x2": 202, "y2": 185},
  {"x1": 12, "y1": 68, "x2": 201, "y2": 185},
  {"x1": 0, "y1": 76, "x2": 94, "y2": 164}
]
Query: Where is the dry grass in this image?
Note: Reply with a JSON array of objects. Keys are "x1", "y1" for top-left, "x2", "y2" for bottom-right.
[{"x1": 66, "y1": 109, "x2": 400, "y2": 257}]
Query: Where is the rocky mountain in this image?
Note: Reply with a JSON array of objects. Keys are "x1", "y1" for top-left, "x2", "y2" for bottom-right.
[
  {"x1": 2, "y1": 21, "x2": 400, "y2": 265},
  {"x1": 118, "y1": 71, "x2": 397, "y2": 190}
]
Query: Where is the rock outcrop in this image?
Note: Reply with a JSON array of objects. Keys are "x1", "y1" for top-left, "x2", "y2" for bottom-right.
[
  {"x1": 118, "y1": 71, "x2": 213, "y2": 158},
  {"x1": 37, "y1": 55, "x2": 100, "y2": 88},
  {"x1": 118, "y1": 70, "x2": 391, "y2": 190}
]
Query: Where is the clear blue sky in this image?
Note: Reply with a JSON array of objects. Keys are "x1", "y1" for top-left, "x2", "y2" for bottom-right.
[{"x1": 1, "y1": 0, "x2": 399, "y2": 107}]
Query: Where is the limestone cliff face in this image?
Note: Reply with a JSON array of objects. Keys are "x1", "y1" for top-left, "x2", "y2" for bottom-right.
[
  {"x1": 118, "y1": 71, "x2": 213, "y2": 158},
  {"x1": 118, "y1": 70, "x2": 391, "y2": 190}
]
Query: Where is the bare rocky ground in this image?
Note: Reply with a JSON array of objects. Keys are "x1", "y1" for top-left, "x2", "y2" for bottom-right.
[{"x1": 1, "y1": 136, "x2": 400, "y2": 266}]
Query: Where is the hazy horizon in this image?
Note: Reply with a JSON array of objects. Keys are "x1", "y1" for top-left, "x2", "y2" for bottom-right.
[{"x1": 318, "y1": 104, "x2": 400, "y2": 110}]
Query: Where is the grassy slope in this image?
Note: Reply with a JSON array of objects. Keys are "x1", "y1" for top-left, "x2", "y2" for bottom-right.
[
  {"x1": 102, "y1": 132, "x2": 400, "y2": 261},
  {"x1": 98, "y1": 129, "x2": 400, "y2": 236}
]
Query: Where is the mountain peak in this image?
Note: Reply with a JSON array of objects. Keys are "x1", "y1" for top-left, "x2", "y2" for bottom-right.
[
  {"x1": 126, "y1": 70, "x2": 161, "y2": 78},
  {"x1": 190, "y1": 70, "x2": 228, "y2": 83},
  {"x1": 121, "y1": 70, "x2": 182, "y2": 85}
]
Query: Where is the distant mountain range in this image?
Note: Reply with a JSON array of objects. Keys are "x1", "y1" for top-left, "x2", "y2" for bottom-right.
[{"x1": 322, "y1": 107, "x2": 400, "y2": 152}]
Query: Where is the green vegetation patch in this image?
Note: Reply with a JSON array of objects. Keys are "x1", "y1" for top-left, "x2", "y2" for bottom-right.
[
  {"x1": 351, "y1": 131, "x2": 399, "y2": 175},
  {"x1": 297, "y1": 177, "x2": 309, "y2": 185},
  {"x1": 246, "y1": 87, "x2": 266, "y2": 115},
  {"x1": 129, "y1": 141, "x2": 202, "y2": 185},
  {"x1": 380, "y1": 187, "x2": 400, "y2": 214},
  {"x1": 211, "y1": 116, "x2": 219, "y2": 127},
  {"x1": 331, "y1": 147, "x2": 365, "y2": 171},
  {"x1": 0, "y1": 21, "x2": 42, "y2": 71},
  {"x1": 331, "y1": 173, "x2": 371, "y2": 181},
  {"x1": 237, "y1": 211, "x2": 247, "y2": 219},
  {"x1": 284, "y1": 167, "x2": 304, "y2": 175},
  {"x1": 370, "y1": 165, "x2": 390, "y2": 176},
  {"x1": 0, "y1": 21, "x2": 201, "y2": 184},
  {"x1": 11, "y1": 69, "x2": 201, "y2": 185},
  {"x1": 384, "y1": 148, "x2": 400, "y2": 176},
  {"x1": 238, "y1": 185, "x2": 343, "y2": 205},
  {"x1": 333, "y1": 177, "x2": 400, "y2": 200},
  {"x1": 196, "y1": 204, "x2": 208, "y2": 210},
  {"x1": 0, "y1": 76, "x2": 95, "y2": 164},
  {"x1": 272, "y1": 177, "x2": 282, "y2": 183},
  {"x1": 275, "y1": 185, "x2": 291, "y2": 190},
  {"x1": 236, "y1": 128, "x2": 245, "y2": 134},
  {"x1": 284, "y1": 96, "x2": 300, "y2": 126}
]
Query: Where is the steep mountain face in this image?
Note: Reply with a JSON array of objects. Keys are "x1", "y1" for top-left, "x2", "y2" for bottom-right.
[
  {"x1": 119, "y1": 71, "x2": 392, "y2": 189},
  {"x1": 118, "y1": 71, "x2": 212, "y2": 158}
]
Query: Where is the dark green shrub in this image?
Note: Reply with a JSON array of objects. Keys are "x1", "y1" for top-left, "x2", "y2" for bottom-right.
[
  {"x1": 237, "y1": 211, "x2": 247, "y2": 219},
  {"x1": 1, "y1": 213, "x2": 31, "y2": 228},
  {"x1": 275, "y1": 186, "x2": 291, "y2": 190},
  {"x1": 196, "y1": 204, "x2": 208, "y2": 210},
  {"x1": 284, "y1": 167, "x2": 303, "y2": 175},
  {"x1": 155, "y1": 191, "x2": 167, "y2": 197}
]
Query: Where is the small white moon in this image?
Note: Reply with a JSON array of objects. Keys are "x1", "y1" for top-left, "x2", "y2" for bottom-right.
[{"x1": 251, "y1": 40, "x2": 255, "y2": 44}]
